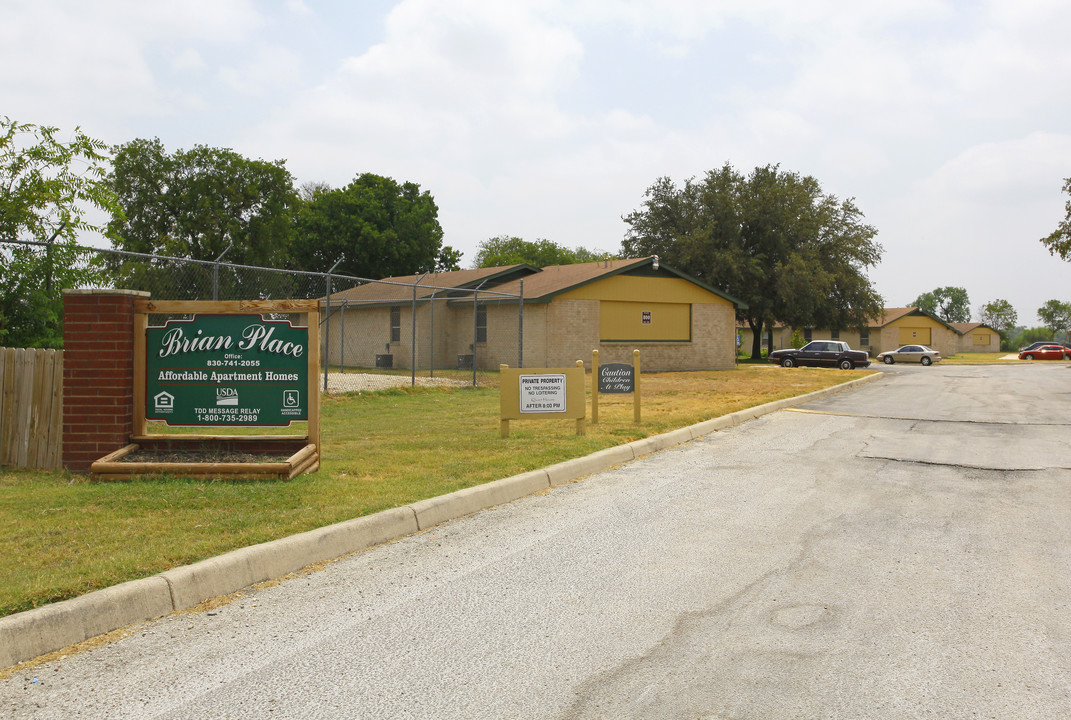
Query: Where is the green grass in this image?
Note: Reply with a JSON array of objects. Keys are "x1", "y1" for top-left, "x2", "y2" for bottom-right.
[{"x1": 0, "y1": 366, "x2": 862, "y2": 617}]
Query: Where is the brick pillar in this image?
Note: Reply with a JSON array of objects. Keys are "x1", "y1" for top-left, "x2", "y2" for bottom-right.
[{"x1": 62, "y1": 289, "x2": 150, "y2": 473}]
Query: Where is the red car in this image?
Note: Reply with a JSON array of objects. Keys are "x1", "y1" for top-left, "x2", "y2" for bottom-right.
[{"x1": 1018, "y1": 345, "x2": 1071, "y2": 360}]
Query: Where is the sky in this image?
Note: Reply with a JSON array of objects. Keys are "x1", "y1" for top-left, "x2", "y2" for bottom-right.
[{"x1": 4, "y1": 0, "x2": 1069, "y2": 325}]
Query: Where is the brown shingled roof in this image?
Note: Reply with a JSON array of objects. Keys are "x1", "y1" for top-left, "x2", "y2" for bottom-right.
[
  {"x1": 323, "y1": 257, "x2": 745, "y2": 308},
  {"x1": 950, "y1": 322, "x2": 996, "y2": 335},
  {"x1": 869, "y1": 307, "x2": 917, "y2": 326},
  {"x1": 323, "y1": 264, "x2": 536, "y2": 304},
  {"x1": 478, "y1": 258, "x2": 652, "y2": 300}
]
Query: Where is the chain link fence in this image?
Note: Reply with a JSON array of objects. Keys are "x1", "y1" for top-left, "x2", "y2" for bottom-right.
[{"x1": 1, "y1": 239, "x2": 522, "y2": 391}]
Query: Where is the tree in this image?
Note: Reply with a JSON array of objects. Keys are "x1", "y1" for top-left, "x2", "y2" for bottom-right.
[
  {"x1": 1010, "y1": 326, "x2": 1053, "y2": 349},
  {"x1": 1040, "y1": 177, "x2": 1071, "y2": 260},
  {"x1": 109, "y1": 138, "x2": 297, "y2": 265},
  {"x1": 0, "y1": 116, "x2": 122, "y2": 347},
  {"x1": 472, "y1": 236, "x2": 615, "y2": 268},
  {"x1": 292, "y1": 173, "x2": 459, "y2": 280},
  {"x1": 1037, "y1": 299, "x2": 1071, "y2": 338},
  {"x1": 979, "y1": 299, "x2": 1018, "y2": 341},
  {"x1": 622, "y1": 163, "x2": 883, "y2": 359},
  {"x1": 912, "y1": 287, "x2": 971, "y2": 323},
  {"x1": 108, "y1": 138, "x2": 299, "y2": 298}
]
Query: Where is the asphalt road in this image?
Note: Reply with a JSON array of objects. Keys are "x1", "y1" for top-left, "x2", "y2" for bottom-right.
[{"x1": 5, "y1": 363, "x2": 1071, "y2": 719}]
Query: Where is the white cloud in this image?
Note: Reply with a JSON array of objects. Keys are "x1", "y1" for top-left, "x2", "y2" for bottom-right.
[
  {"x1": 3, "y1": 0, "x2": 1068, "y2": 313},
  {"x1": 218, "y1": 46, "x2": 303, "y2": 96},
  {"x1": 870, "y1": 132, "x2": 1071, "y2": 319},
  {"x1": 171, "y1": 48, "x2": 207, "y2": 72}
]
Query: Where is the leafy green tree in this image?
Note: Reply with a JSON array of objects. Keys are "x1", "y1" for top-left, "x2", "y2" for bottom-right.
[
  {"x1": 108, "y1": 138, "x2": 299, "y2": 299},
  {"x1": 622, "y1": 163, "x2": 883, "y2": 359},
  {"x1": 472, "y1": 236, "x2": 615, "y2": 268},
  {"x1": 1037, "y1": 299, "x2": 1071, "y2": 338},
  {"x1": 292, "y1": 173, "x2": 459, "y2": 280},
  {"x1": 1040, "y1": 178, "x2": 1071, "y2": 260},
  {"x1": 979, "y1": 298, "x2": 1018, "y2": 343},
  {"x1": 0, "y1": 116, "x2": 122, "y2": 347},
  {"x1": 912, "y1": 287, "x2": 971, "y2": 323},
  {"x1": 1011, "y1": 326, "x2": 1057, "y2": 349}
]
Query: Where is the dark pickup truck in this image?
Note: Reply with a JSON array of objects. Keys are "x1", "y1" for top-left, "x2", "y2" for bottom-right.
[{"x1": 768, "y1": 340, "x2": 870, "y2": 370}]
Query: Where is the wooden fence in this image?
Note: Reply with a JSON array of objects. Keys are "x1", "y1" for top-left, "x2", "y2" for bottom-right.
[{"x1": 0, "y1": 347, "x2": 63, "y2": 471}]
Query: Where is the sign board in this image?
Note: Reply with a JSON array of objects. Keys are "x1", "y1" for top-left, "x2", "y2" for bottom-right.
[
  {"x1": 597, "y1": 363, "x2": 634, "y2": 394},
  {"x1": 518, "y1": 374, "x2": 567, "y2": 413},
  {"x1": 499, "y1": 365, "x2": 586, "y2": 437},
  {"x1": 641, "y1": 310, "x2": 652, "y2": 325},
  {"x1": 145, "y1": 314, "x2": 309, "y2": 426}
]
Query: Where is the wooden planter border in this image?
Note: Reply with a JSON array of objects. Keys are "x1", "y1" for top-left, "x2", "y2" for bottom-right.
[{"x1": 90, "y1": 441, "x2": 319, "y2": 482}]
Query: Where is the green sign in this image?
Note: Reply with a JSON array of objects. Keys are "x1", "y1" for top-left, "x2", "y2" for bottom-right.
[{"x1": 145, "y1": 314, "x2": 309, "y2": 427}]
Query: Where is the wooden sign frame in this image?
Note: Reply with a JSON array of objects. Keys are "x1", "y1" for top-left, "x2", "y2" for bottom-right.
[
  {"x1": 91, "y1": 299, "x2": 321, "y2": 481},
  {"x1": 499, "y1": 362, "x2": 586, "y2": 437}
]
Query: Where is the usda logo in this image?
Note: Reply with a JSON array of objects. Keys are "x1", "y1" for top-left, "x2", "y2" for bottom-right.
[{"x1": 216, "y1": 387, "x2": 239, "y2": 406}]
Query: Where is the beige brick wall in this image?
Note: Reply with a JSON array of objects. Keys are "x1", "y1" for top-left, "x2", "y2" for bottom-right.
[
  {"x1": 520, "y1": 303, "x2": 549, "y2": 368},
  {"x1": 324, "y1": 305, "x2": 394, "y2": 368},
  {"x1": 544, "y1": 298, "x2": 601, "y2": 367},
  {"x1": 957, "y1": 331, "x2": 1000, "y2": 353}
]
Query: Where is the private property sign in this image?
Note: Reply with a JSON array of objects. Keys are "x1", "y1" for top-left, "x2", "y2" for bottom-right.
[
  {"x1": 145, "y1": 314, "x2": 309, "y2": 426},
  {"x1": 518, "y1": 373, "x2": 567, "y2": 413},
  {"x1": 499, "y1": 364, "x2": 586, "y2": 436}
]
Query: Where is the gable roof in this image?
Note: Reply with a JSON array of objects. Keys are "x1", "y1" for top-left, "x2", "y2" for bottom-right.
[
  {"x1": 949, "y1": 322, "x2": 996, "y2": 336},
  {"x1": 323, "y1": 256, "x2": 746, "y2": 309},
  {"x1": 482, "y1": 257, "x2": 746, "y2": 308},
  {"x1": 323, "y1": 264, "x2": 539, "y2": 304},
  {"x1": 870, "y1": 307, "x2": 957, "y2": 331}
]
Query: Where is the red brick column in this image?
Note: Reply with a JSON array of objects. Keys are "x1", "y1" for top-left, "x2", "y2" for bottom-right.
[{"x1": 62, "y1": 289, "x2": 150, "y2": 473}]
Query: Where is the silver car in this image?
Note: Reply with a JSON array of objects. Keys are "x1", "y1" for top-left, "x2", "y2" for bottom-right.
[{"x1": 877, "y1": 344, "x2": 941, "y2": 365}]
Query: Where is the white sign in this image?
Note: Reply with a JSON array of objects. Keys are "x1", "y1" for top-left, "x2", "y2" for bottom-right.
[{"x1": 518, "y1": 374, "x2": 567, "y2": 413}]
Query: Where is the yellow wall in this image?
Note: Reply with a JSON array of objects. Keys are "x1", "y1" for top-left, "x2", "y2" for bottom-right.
[
  {"x1": 561, "y1": 275, "x2": 730, "y2": 343},
  {"x1": 599, "y1": 301, "x2": 691, "y2": 341},
  {"x1": 898, "y1": 326, "x2": 931, "y2": 345}
]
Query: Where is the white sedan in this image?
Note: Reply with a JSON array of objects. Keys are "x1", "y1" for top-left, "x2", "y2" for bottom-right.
[{"x1": 877, "y1": 345, "x2": 941, "y2": 365}]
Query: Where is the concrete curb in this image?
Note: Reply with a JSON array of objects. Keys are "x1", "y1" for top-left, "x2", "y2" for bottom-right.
[
  {"x1": 1, "y1": 371, "x2": 882, "y2": 670},
  {"x1": 160, "y1": 507, "x2": 420, "y2": 611},
  {"x1": 545, "y1": 445, "x2": 635, "y2": 486},
  {"x1": 410, "y1": 470, "x2": 551, "y2": 530},
  {"x1": 0, "y1": 577, "x2": 173, "y2": 670}
]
